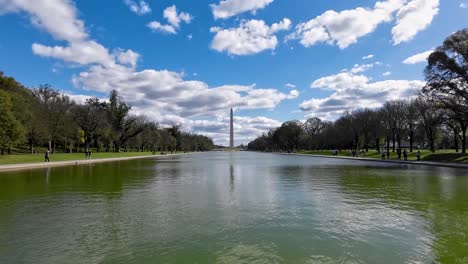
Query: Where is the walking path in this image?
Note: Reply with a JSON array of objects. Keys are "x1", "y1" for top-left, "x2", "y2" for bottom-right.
[
  {"x1": 0, "y1": 153, "x2": 188, "y2": 172},
  {"x1": 282, "y1": 153, "x2": 468, "y2": 169}
]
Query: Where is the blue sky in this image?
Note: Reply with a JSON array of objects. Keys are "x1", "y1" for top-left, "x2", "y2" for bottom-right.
[{"x1": 0, "y1": 0, "x2": 466, "y2": 145}]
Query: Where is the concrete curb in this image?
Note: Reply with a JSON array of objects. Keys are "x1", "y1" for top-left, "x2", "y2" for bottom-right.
[
  {"x1": 279, "y1": 153, "x2": 468, "y2": 169},
  {"x1": 0, "y1": 153, "x2": 190, "y2": 172}
]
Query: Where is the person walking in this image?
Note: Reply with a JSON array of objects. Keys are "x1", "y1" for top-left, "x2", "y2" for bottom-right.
[
  {"x1": 416, "y1": 150, "x2": 421, "y2": 161},
  {"x1": 403, "y1": 149, "x2": 408, "y2": 161},
  {"x1": 44, "y1": 150, "x2": 50, "y2": 162},
  {"x1": 381, "y1": 151, "x2": 386, "y2": 160},
  {"x1": 397, "y1": 148, "x2": 402, "y2": 160}
]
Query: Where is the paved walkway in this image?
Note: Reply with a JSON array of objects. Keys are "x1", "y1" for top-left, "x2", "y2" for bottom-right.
[
  {"x1": 282, "y1": 153, "x2": 468, "y2": 169},
  {"x1": 0, "y1": 153, "x2": 186, "y2": 172}
]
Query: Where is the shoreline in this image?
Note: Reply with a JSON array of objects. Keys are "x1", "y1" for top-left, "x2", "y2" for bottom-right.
[
  {"x1": 0, "y1": 152, "x2": 191, "y2": 172},
  {"x1": 280, "y1": 153, "x2": 468, "y2": 169}
]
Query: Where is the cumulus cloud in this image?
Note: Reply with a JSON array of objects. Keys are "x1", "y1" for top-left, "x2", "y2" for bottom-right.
[
  {"x1": 114, "y1": 49, "x2": 139, "y2": 68},
  {"x1": 403, "y1": 49, "x2": 433, "y2": 64},
  {"x1": 0, "y1": 0, "x2": 138, "y2": 67},
  {"x1": 124, "y1": 0, "x2": 151, "y2": 15},
  {"x1": 362, "y1": 54, "x2": 374, "y2": 60},
  {"x1": 211, "y1": 0, "x2": 274, "y2": 19},
  {"x1": 392, "y1": 0, "x2": 439, "y2": 44},
  {"x1": 287, "y1": 0, "x2": 439, "y2": 49},
  {"x1": 300, "y1": 67, "x2": 425, "y2": 119},
  {"x1": 210, "y1": 18, "x2": 291, "y2": 56},
  {"x1": 147, "y1": 5, "x2": 192, "y2": 34},
  {"x1": 382, "y1": 71, "x2": 392, "y2": 76},
  {"x1": 147, "y1": 21, "x2": 177, "y2": 34},
  {"x1": 73, "y1": 65, "x2": 298, "y2": 118},
  {"x1": 0, "y1": 0, "x2": 87, "y2": 42},
  {"x1": 287, "y1": 0, "x2": 404, "y2": 49},
  {"x1": 32, "y1": 41, "x2": 114, "y2": 66}
]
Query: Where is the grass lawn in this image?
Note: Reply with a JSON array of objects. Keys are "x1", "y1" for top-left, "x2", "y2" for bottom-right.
[
  {"x1": 0, "y1": 151, "x2": 170, "y2": 165},
  {"x1": 298, "y1": 149, "x2": 468, "y2": 164}
]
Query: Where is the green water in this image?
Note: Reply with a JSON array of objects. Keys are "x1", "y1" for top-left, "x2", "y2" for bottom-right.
[{"x1": 0, "y1": 152, "x2": 467, "y2": 263}]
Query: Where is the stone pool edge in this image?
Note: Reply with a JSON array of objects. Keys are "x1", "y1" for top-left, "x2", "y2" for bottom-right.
[
  {"x1": 279, "y1": 153, "x2": 468, "y2": 169},
  {"x1": 0, "y1": 152, "x2": 195, "y2": 172}
]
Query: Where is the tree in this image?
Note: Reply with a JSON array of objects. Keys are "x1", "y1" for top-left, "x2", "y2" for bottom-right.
[
  {"x1": 73, "y1": 98, "x2": 107, "y2": 151},
  {"x1": 303, "y1": 117, "x2": 323, "y2": 150},
  {"x1": 423, "y1": 29, "x2": 468, "y2": 115},
  {"x1": 423, "y1": 29, "x2": 468, "y2": 153},
  {"x1": 441, "y1": 107, "x2": 467, "y2": 153},
  {"x1": 274, "y1": 121, "x2": 303, "y2": 151},
  {"x1": 403, "y1": 99, "x2": 418, "y2": 152},
  {"x1": 0, "y1": 90, "x2": 24, "y2": 154},
  {"x1": 33, "y1": 84, "x2": 75, "y2": 153},
  {"x1": 167, "y1": 124, "x2": 182, "y2": 151},
  {"x1": 382, "y1": 101, "x2": 406, "y2": 152},
  {"x1": 415, "y1": 96, "x2": 441, "y2": 152},
  {"x1": 107, "y1": 90, "x2": 144, "y2": 151},
  {"x1": 353, "y1": 109, "x2": 374, "y2": 152}
]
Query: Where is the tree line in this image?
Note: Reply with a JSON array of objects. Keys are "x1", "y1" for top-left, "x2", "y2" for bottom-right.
[
  {"x1": 0, "y1": 76, "x2": 214, "y2": 155},
  {"x1": 248, "y1": 29, "x2": 468, "y2": 154}
]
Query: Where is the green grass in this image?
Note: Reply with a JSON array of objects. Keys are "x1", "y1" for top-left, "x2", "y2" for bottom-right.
[
  {"x1": 298, "y1": 149, "x2": 468, "y2": 164},
  {"x1": 0, "y1": 151, "x2": 169, "y2": 165}
]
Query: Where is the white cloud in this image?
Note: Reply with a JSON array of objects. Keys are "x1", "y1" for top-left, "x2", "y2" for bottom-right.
[
  {"x1": 285, "y1": 83, "x2": 296, "y2": 89},
  {"x1": 349, "y1": 63, "x2": 375, "y2": 74},
  {"x1": 124, "y1": 0, "x2": 151, "y2": 15},
  {"x1": 287, "y1": 0, "x2": 439, "y2": 49},
  {"x1": 0, "y1": 0, "x2": 140, "y2": 67},
  {"x1": 362, "y1": 54, "x2": 374, "y2": 60},
  {"x1": 32, "y1": 41, "x2": 113, "y2": 66},
  {"x1": 147, "y1": 5, "x2": 192, "y2": 35},
  {"x1": 164, "y1": 5, "x2": 192, "y2": 28},
  {"x1": 0, "y1": 0, "x2": 87, "y2": 42},
  {"x1": 403, "y1": 49, "x2": 433, "y2": 64},
  {"x1": 301, "y1": 68, "x2": 425, "y2": 119},
  {"x1": 287, "y1": 0, "x2": 405, "y2": 49},
  {"x1": 382, "y1": 71, "x2": 392, "y2": 76},
  {"x1": 461, "y1": 3, "x2": 468, "y2": 8},
  {"x1": 147, "y1": 21, "x2": 177, "y2": 34},
  {"x1": 392, "y1": 0, "x2": 439, "y2": 44},
  {"x1": 114, "y1": 49, "x2": 139, "y2": 68},
  {"x1": 211, "y1": 0, "x2": 274, "y2": 20},
  {"x1": 72, "y1": 64, "x2": 298, "y2": 116},
  {"x1": 311, "y1": 72, "x2": 369, "y2": 91},
  {"x1": 210, "y1": 18, "x2": 291, "y2": 56}
]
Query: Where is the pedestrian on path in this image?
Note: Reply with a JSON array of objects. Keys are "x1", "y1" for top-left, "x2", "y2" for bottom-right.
[{"x1": 44, "y1": 150, "x2": 50, "y2": 162}]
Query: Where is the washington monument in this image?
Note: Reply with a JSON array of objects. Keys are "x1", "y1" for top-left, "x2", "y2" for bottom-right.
[{"x1": 230, "y1": 108, "x2": 234, "y2": 148}]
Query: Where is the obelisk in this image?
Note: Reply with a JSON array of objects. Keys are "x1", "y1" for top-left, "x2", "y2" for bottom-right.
[{"x1": 230, "y1": 108, "x2": 234, "y2": 148}]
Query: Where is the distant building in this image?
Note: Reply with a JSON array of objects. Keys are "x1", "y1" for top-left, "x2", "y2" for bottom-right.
[{"x1": 230, "y1": 108, "x2": 234, "y2": 148}]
